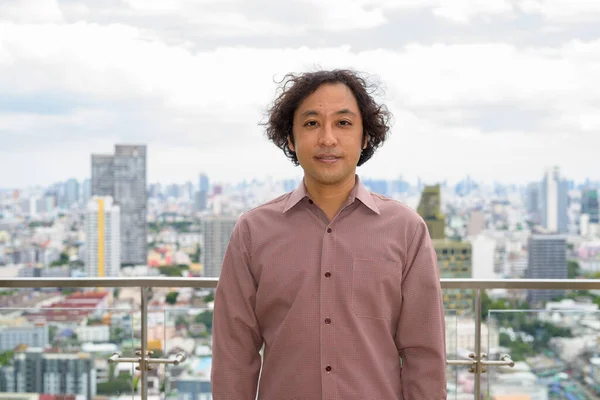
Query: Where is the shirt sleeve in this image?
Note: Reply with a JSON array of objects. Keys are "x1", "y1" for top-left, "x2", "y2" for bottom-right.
[
  {"x1": 211, "y1": 217, "x2": 263, "y2": 399},
  {"x1": 395, "y1": 219, "x2": 447, "y2": 399}
]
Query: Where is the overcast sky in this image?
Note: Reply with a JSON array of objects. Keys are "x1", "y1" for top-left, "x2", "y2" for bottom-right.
[{"x1": 1, "y1": 0, "x2": 599, "y2": 188}]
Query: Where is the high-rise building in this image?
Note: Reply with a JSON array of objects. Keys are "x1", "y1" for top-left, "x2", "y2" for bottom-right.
[
  {"x1": 91, "y1": 145, "x2": 147, "y2": 266},
  {"x1": 0, "y1": 348, "x2": 96, "y2": 397},
  {"x1": 471, "y1": 235, "x2": 496, "y2": 280},
  {"x1": 417, "y1": 184, "x2": 445, "y2": 240},
  {"x1": 91, "y1": 155, "x2": 115, "y2": 197},
  {"x1": 85, "y1": 197, "x2": 120, "y2": 277},
  {"x1": 526, "y1": 234, "x2": 567, "y2": 305},
  {"x1": 36, "y1": 196, "x2": 55, "y2": 214},
  {"x1": 526, "y1": 182, "x2": 541, "y2": 224},
  {"x1": 417, "y1": 185, "x2": 472, "y2": 313},
  {"x1": 467, "y1": 210, "x2": 485, "y2": 237},
  {"x1": 195, "y1": 191, "x2": 208, "y2": 212},
  {"x1": 582, "y1": 188, "x2": 599, "y2": 224},
  {"x1": 114, "y1": 145, "x2": 147, "y2": 265},
  {"x1": 435, "y1": 240, "x2": 473, "y2": 314},
  {"x1": 199, "y1": 173, "x2": 210, "y2": 193},
  {"x1": 540, "y1": 167, "x2": 569, "y2": 233},
  {"x1": 166, "y1": 184, "x2": 181, "y2": 198},
  {"x1": 65, "y1": 178, "x2": 79, "y2": 206},
  {"x1": 149, "y1": 183, "x2": 162, "y2": 199},
  {"x1": 81, "y1": 178, "x2": 91, "y2": 205},
  {"x1": 0, "y1": 323, "x2": 49, "y2": 351},
  {"x1": 201, "y1": 216, "x2": 237, "y2": 277},
  {"x1": 20, "y1": 197, "x2": 37, "y2": 217},
  {"x1": 455, "y1": 176, "x2": 477, "y2": 196},
  {"x1": 185, "y1": 181, "x2": 194, "y2": 201},
  {"x1": 56, "y1": 182, "x2": 68, "y2": 209},
  {"x1": 195, "y1": 174, "x2": 211, "y2": 212}
]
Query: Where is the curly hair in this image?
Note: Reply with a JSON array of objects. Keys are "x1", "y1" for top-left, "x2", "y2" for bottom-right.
[{"x1": 264, "y1": 69, "x2": 392, "y2": 167}]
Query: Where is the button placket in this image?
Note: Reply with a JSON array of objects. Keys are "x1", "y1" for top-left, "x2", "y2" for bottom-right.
[{"x1": 320, "y1": 219, "x2": 336, "y2": 396}]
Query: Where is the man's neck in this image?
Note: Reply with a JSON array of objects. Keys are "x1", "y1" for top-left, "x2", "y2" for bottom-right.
[{"x1": 304, "y1": 174, "x2": 357, "y2": 221}]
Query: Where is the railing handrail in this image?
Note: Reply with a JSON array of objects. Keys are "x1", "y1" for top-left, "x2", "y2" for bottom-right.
[
  {"x1": 1, "y1": 277, "x2": 600, "y2": 289},
  {"x1": 2, "y1": 276, "x2": 597, "y2": 400}
]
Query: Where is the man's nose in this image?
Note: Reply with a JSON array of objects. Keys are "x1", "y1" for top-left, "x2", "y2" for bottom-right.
[{"x1": 318, "y1": 124, "x2": 337, "y2": 146}]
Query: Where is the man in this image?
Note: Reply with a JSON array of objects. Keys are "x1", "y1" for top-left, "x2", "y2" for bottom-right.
[{"x1": 212, "y1": 69, "x2": 446, "y2": 399}]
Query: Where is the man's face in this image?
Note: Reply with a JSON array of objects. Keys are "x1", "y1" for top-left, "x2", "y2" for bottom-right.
[{"x1": 289, "y1": 83, "x2": 366, "y2": 187}]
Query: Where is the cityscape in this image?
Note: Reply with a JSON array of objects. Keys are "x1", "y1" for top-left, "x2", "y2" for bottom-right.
[
  {"x1": 2, "y1": 0, "x2": 600, "y2": 399},
  {"x1": 0, "y1": 143, "x2": 599, "y2": 399}
]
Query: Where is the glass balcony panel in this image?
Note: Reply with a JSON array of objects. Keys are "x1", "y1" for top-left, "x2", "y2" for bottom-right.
[
  {"x1": 154, "y1": 286, "x2": 213, "y2": 399},
  {"x1": 445, "y1": 308, "x2": 459, "y2": 399},
  {"x1": 0, "y1": 287, "x2": 136, "y2": 399},
  {"x1": 488, "y1": 304, "x2": 600, "y2": 399}
]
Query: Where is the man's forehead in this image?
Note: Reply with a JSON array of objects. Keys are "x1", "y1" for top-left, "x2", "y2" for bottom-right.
[{"x1": 296, "y1": 84, "x2": 359, "y2": 114}]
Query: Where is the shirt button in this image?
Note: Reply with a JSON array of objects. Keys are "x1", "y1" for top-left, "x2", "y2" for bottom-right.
[
  {"x1": 327, "y1": 228, "x2": 332, "y2": 233},
  {"x1": 325, "y1": 318, "x2": 331, "y2": 324},
  {"x1": 325, "y1": 366, "x2": 332, "y2": 372},
  {"x1": 308, "y1": 199, "x2": 313, "y2": 204},
  {"x1": 324, "y1": 272, "x2": 331, "y2": 278}
]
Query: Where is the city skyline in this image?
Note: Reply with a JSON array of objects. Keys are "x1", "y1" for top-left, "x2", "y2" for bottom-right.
[
  {"x1": 1, "y1": 1, "x2": 600, "y2": 187},
  {"x1": 2, "y1": 166, "x2": 599, "y2": 193}
]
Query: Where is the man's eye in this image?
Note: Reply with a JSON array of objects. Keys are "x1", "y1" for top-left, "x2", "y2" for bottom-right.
[
  {"x1": 339, "y1": 120, "x2": 352, "y2": 126},
  {"x1": 304, "y1": 121, "x2": 318, "y2": 127}
]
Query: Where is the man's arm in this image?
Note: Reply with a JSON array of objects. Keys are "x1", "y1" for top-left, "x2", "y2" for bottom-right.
[
  {"x1": 395, "y1": 219, "x2": 447, "y2": 399},
  {"x1": 211, "y1": 217, "x2": 263, "y2": 399}
]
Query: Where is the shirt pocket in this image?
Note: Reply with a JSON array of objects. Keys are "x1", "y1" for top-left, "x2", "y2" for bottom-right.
[{"x1": 352, "y1": 258, "x2": 402, "y2": 320}]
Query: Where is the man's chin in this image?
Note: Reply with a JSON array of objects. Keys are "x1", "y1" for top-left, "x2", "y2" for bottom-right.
[{"x1": 306, "y1": 171, "x2": 348, "y2": 186}]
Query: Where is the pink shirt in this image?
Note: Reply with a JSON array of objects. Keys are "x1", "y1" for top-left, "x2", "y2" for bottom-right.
[{"x1": 212, "y1": 176, "x2": 447, "y2": 399}]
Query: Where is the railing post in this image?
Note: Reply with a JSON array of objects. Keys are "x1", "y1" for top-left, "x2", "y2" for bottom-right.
[
  {"x1": 140, "y1": 286, "x2": 149, "y2": 400},
  {"x1": 474, "y1": 288, "x2": 482, "y2": 399},
  {"x1": 108, "y1": 286, "x2": 187, "y2": 399}
]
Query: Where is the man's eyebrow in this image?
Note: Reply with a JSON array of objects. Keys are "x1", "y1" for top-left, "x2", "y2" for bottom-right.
[
  {"x1": 301, "y1": 110, "x2": 319, "y2": 117},
  {"x1": 300, "y1": 109, "x2": 358, "y2": 117},
  {"x1": 335, "y1": 108, "x2": 357, "y2": 117}
]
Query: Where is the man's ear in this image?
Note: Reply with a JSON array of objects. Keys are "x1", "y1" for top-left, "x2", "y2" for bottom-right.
[{"x1": 288, "y1": 135, "x2": 296, "y2": 152}]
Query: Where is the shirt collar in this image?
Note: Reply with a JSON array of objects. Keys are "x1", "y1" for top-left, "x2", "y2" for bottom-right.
[
  {"x1": 353, "y1": 176, "x2": 380, "y2": 215},
  {"x1": 282, "y1": 180, "x2": 310, "y2": 213},
  {"x1": 283, "y1": 175, "x2": 380, "y2": 215}
]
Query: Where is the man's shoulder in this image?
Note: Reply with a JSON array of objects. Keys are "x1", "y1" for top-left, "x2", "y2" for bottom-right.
[{"x1": 369, "y1": 192, "x2": 425, "y2": 225}]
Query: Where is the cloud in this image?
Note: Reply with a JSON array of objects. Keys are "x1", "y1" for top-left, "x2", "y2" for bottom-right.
[
  {"x1": 517, "y1": 0, "x2": 600, "y2": 24},
  {"x1": 0, "y1": 1, "x2": 599, "y2": 187},
  {"x1": 0, "y1": 0, "x2": 63, "y2": 23},
  {"x1": 369, "y1": 0, "x2": 515, "y2": 24}
]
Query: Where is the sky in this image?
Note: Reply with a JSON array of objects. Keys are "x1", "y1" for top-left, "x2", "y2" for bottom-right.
[{"x1": 1, "y1": 0, "x2": 599, "y2": 188}]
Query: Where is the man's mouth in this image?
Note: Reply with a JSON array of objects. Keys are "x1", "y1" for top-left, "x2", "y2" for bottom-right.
[{"x1": 315, "y1": 155, "x2": 341, "y2": 164}]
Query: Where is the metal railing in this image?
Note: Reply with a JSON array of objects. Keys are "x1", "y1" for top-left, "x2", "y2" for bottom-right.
[{"x1": 1, "y1": 277, "x2": 599, "y2": 399}]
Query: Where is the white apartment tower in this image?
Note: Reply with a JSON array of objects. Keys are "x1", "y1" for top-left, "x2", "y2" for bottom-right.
[
  {"x1": 85, "y1": 196, "x2": 121, "y2": 277},
  {"x1": 541, "y1": 167, "x2": 569, "y2": 233}
]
